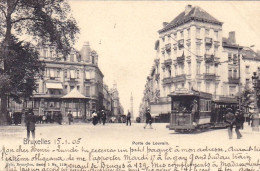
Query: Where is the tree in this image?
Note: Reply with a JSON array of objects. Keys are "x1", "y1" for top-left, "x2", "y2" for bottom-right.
[
  {"x1": 241, "y1": 86, "x2": 253, "y2": 114},
  {"x1": 0, "y1": 0, "x2": 79, "y2": 125}
]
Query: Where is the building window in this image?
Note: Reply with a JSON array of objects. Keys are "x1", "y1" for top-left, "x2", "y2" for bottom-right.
[
  {"x1": 206, "y1": 82, "x2": 210, "y2": 93},
  {"x1": 187, "y1": 45, "x2": 191, "y2": 56},
  {"x1": 92, "y1": 56, "x2": 95, "y2": 64},
  {"x1": 196, "y1": 62, "x2": 201, "y2": 75},
  {"x1": 228, "y1": 53, "x2": 232, "y2": 61},
  {"x1": 50, "y1": 69, "x2": 55, "y2": 78},
  {"x1": 85, "y1": 71, "x2": 90, "y2": 79},
  {"x1": 205, "y1": 29, "x2": 209, "y2": 37},
  {"x1": 229, "y1": 86, "x2": 236, "y2": 96},
  {"x1": 206, "y1": 46, "x2": 210, "y2": 54},
  {"x1": 175, "y1": 65, "x2": 178, "y2": 76},
  {"x1": 70, "y1": 54, "x2": 74, "y2": 62},
  {"x1": 197, "y1": 82, "x2": 201, "y2": 91},
  {"x1": 214, "y1": 31, "x2": 218, "y2": 40},
  {"x1": 214, "y1": 46, "x2": 218, "y2": 56},
  {"x1": 64, "y1": 69, "x2": 67, "y2": 78},
  {"x1": 64, "y1": 85, "x2": 68, "y2": 93},
  {"x1": 228, "y1": 69, "x2": 232, "y2": 78},
  {"x1": 246, "y1": 79, "x2": 250, "y2": 85},
  {"x1": 233, "y1": 69, "x2": 237, "y2": 78},
  {"x1": 174, "y1": 33, "x2": 177, "y2": 39},
  {"x1": 188, "y1": 62, "x2": 191, "y2": 75},
  {"x1": 180, "y1": 31, "x2": 184, "y2": 38},
  {"x1": 196, "y1": 28, "x2": 200, "y2": 38},
  {"x1": 43, "y1": 49, "x2": 48, "y2": 58},
  {"x1": 56, "y1": 69, "x2": 60, "y2": 78},
  {"x1": 50, "y1": 50, "x2": 53, "y2": 58},
  {"x1": 187, "y1": 28, "x2": 190, "y2": 39},
  {"x1": 86, "y1": 86, "x2": 90, "y2": 96},
  {"x1": 77, "y1": 85, "x2": 80, "y2": 91},
  {"x1": 233, "y1": 54, "x2": 237, "y2": 64},
  {"x1": 196, "y1": 44, "x2": 200, "y2": 56},
  {"x1": 77, "y1": 70, "x2": 80, "y2": 78},
  {"x1": 246, "y1": 66, "x2": 250, "y2": 74},
  {"x1": 206, "y1": 64, "x2": 210, "y2": 73},
  {"x1": 70, "y1": 70, "x2": 75, "y2": 79},
  {"x1": 70, "y1": 86, "x2": 74, "y2": 91}
]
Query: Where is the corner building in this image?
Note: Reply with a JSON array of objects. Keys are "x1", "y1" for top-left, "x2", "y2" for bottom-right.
[
  {"x1": 20, "y1": 42, "x2": 104, "y2": 121},
  {"x1": 143, "y1": 5, "x2": 260, "y2": 121}
]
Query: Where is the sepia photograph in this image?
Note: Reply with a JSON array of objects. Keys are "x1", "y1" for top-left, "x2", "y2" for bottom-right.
[{"x1": 0, "y1": 0, "x2": 260, "y2": 170}]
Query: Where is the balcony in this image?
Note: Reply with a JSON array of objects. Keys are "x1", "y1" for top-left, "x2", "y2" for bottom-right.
[
  {"x1": 203, "y1": 73, "x2": 216, "y2": 80},
  {"x1": 162, "y1": 77, "x2": 173, "y2": 85},
  {"x1": 164, "y1": 59, "x2": 172, "y2": 66},
  {"x1": 205, "y1": 37, "x2": 213, "y2": 45},
  {"x1": 178, "y1": 39, "x2": 184, "y2": 48},
  {"x1": 228, "y1": 77, "x2": 240, "y2": 84},
  {"x1": 177, "y1": 56, "x2": 185, "y2": 63},
  {"x1": 173, "y1": 74, "x2": 186, "y2": 83},
  {"x1": 165, "y1": 43, "x2": 171, "y2": 52},
  {"x1": 204, "y1": 54, "x2": 214, "y2": 63}
]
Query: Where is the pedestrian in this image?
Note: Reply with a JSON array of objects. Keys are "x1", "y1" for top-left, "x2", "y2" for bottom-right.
[
  {"x1": 101, "y1": 110, "x2": 106, "y2": 125},
  {"x1": 68, "y1": 111, "x2": 73, "y2": 125},
  {"x1": 225, "y1": 108, "x2": 236, "y2": 139},
  {"x1": 126, "y1": 111, "x2": 131, "y2": 126},
  {"x1": 144, "y1": 108, "x2": 152, "y2": 129},
  {"x1": 92, "y1": 110, "x2": 98, "y2": 125},
  {"x1": 57, "y1": 112, "x2": 62, "y2": 125},
  {"x1": 25, "y1": 109, "x2": 37, "y2": 140},
  {"x1": 234, "y1": 110, "x2": 243, "y2": 139}
]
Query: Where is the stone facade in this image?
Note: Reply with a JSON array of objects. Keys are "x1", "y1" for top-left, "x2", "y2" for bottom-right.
[{"x1": 140, "y1": 5, "x2": 260, "y2": 121}]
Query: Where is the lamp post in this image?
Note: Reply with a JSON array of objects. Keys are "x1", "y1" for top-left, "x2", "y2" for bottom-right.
[{"x1": 251, "y1": 72, "x2": 259, "y2": 132}]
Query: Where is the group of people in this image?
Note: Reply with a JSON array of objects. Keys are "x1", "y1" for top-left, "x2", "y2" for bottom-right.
[
  {"x1": 91, "y1": 110, "x2": 107, "y2": 125},
  {"x1": 225, "y1": 108, "x2": 244, "y2": 139}
]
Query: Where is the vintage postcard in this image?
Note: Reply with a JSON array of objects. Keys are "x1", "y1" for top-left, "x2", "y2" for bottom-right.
[{"x1": 0, "y1": 1, "x2": 260, "y2": 171}]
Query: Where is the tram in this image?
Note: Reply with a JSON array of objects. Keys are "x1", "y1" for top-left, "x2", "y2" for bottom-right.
[
  {"x1": 211, "y1": 96, "x2": 238, "y2": 128},
  {"x1": 168, "y1": 89, "x2": 212, "y2": 132}
]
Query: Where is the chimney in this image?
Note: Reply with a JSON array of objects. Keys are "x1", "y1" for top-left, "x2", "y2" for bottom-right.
[
  {"x1": 185, "y1": 5, "x2": 192, "y2": 15},
  {"x1": 163, "y1": 22, "x2": 168, "y2": 28},
  {"x1": 80, "y1": 41, "x2": 91, "y2": 62},
  {"x1": 228, "y1": 31, "x2": 236, "y2": 44}
]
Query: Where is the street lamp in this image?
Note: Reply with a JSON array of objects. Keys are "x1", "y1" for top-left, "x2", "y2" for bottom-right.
[{"x1": 251, "y1": 72, "x2": 259, "y2": 132}]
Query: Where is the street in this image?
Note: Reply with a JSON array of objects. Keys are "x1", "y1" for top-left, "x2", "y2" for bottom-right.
[
  {"x1": 1, "y1": 123, "x2": 260, "y2": 170},
  {"x1": 1, "y1": 122, "x2": 259, "y2": 146}
]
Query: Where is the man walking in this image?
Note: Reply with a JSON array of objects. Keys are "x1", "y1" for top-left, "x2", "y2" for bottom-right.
[
  {"x1": 25, "y1": 109, "x2": 37, "y2": 140},
  {"x1": 144, "y1": 108, "x2": 152, "y2": 129},
  {"x1": 68, "y1": 111, "x2": 73, "y2": 125},
  {"x1": 126, "y1": 111, "x2": 131, "y2": 126},
  {"x1": 101, "y1": 110, "x2": 106, "y2": 125},
  {"x1": 234, "y1": 110, "x2": 243, "y2": 139},
  {"x1": 225, "y1": 108, "x2": 235, "y2": 139}
]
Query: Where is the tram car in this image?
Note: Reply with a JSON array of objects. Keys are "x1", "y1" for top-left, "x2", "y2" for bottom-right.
[
  {"x1": 168, "y1": 89, "x2": 213, "y2": 132},
  {"x1": 211, "y1": 96, "x2": 238, "y2": 128}
]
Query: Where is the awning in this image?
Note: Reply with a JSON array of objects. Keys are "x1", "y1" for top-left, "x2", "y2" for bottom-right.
[
  {"x1": 62, "y1": 88, "x2": 88, "y2": 99},
  {"x1": 150, "y1": 103, "x2": 171, "y2": 117},
  {"x1": 46, "y1": 82, "x2": 63, "y2": 89}
]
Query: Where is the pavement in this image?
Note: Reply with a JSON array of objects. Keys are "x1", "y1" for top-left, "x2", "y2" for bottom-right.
[
  {"x1": 0, "y1": 122, "x2": 259, "y2": 144},
  {"x1": 0, "y1": 123, "x2": 260, "y2": 171}
]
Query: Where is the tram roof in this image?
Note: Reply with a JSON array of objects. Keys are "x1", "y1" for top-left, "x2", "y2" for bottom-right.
[{"x1": 168, "y1": 90, "x2": 212, "y2": 99}]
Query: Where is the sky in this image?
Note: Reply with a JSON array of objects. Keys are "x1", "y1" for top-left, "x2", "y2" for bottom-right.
[{"x1": 68, "y1": 1, "x2": 260, "y2": 118}]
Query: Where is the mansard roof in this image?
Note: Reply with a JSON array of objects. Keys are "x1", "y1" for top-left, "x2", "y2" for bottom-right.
[{"x1": 159, "y1": 6, "x2": 222, "y2": 33}]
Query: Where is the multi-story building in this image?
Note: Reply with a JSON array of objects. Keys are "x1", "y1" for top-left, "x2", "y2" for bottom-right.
[
  {"x1": 110, "y1": 82, "x2": 124, "y2": 116},
  {"x1": 9, "y1": 42, "x2": 105, "y2": 122},
  {"x1": 140, "y1": 5, "x2": 260, "y2": 122}
]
